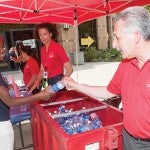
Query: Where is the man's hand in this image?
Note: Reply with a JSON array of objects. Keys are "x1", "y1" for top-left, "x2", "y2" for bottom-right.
[{"x1": 62, "y1": 77, "x2": 76, "y2": 90}]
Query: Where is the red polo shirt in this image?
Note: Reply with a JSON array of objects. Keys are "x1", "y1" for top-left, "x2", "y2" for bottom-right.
[
  {"x1": 23, "y1": 57, "x2": 40, "y2": 85},
  {"x1": 107, "y1": 59, "x2": 150, "y2": 139},
  {"x1": 40, "y1": 40, "x2": 69, "y2": 78}
]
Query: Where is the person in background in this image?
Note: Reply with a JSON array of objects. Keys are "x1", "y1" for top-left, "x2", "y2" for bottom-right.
[
  {"x1": 9, "y1": 40, "x2": 25, "y2": 72},
  {"x1": 0, "y1": 46, "x2": 54, "y2": 150},
  {"x1": 19, "y1": 45, "x2": 40, "y2": 90},
  {"x1": 3, "y1": 40, "x2": 25, "y2": 71},
  {"x1": 63, "y1": 6, "x2": 150, "y2": 150},
  {"x1": 29, "y1": 22, "x2": 73, "y2": 93},
  {"x1": 4, "y1": 41, "x2": 40, "y2": 93},
  {"x1": 0, "y1": 47, "x2": 5, "y2": 62},
  {"x1": 0, "y1": 37, "x2": 7, "y2": 63}
]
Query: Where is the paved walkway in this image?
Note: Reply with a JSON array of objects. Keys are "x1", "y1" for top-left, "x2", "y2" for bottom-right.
[
  {"x1": 71, "y1": 62, "x2": 120, "y2": 86},
  {"x1": 2, "y1": 62, "x2": 120, "y2": 86}
]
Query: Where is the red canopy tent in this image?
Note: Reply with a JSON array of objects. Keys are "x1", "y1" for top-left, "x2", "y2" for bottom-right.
[
  {"x1": 0, "y1": 0, "x2": 149, "y2": 67},
  {"x1": 0, "y1": 0, "x2": 149, "y2": 25}
]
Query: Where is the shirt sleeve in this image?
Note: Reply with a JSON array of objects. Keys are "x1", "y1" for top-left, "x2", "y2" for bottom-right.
[
  {"x1": 107, "y1": 63, "x2": 122, "y2": 95},
  {"x1": 29, "y1": 59, "x2": 40, "y2": 75},
  {"x1": 57, "y1": 45, "x2": 69, "y2": 63}
]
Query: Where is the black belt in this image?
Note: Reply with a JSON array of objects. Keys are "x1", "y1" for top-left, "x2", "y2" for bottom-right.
[
  {"x1": 133, "y1": 137, "x2": 150, "y2": 142},
  {"x1": 48, "y1": 74, "x2": 64, "y2": 86},
  {"x1": 124, "y1": 128, "x2": 150, "y2": 142}
]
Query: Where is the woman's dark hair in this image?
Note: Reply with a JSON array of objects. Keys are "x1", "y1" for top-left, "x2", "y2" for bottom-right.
[
  {"x1": 34, "y1": 22, "x2": 58, "y2": 41},
  {"x1": 21, "y1": 46, "x2": 32, "y2": 56},
  {"x1": 15, "y1": 40, "x2": 24, "y2": 56},
  {"x1": 16, "y1": 40, "x2": 24, "y2": 50},
  {"x1": 21, "y1": 46, "x2": 40, "y2": 67}
]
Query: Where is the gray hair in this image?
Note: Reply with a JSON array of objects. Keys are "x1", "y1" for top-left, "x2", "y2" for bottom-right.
[{"x1": 113, "y1": 6, "x2": 150, "y2": 40}]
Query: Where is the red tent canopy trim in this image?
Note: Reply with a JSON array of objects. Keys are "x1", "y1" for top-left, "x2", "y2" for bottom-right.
[{"x1": 0, "y1": 0, "x2": 149, "y2": 25}]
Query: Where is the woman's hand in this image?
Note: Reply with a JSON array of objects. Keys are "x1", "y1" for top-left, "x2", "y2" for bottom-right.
[
  {"x1": 28, "y1": 81, "x2": 40, "y2": 94},
  {"x1": 38, "y1": 86, "x2": 55, "y2": 101}
]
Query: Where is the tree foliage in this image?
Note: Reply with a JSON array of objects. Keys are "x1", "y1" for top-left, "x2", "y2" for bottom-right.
[
  {"x1": 145, "y1": 5, "x2": 150, "y2": 12},
  {"x1": 84, "y1": 46, "x2": 122, "y2": 62}
]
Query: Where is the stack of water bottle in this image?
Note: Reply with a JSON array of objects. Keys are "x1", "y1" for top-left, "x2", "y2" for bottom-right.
[{"x1": 51, "y1": 105, "x2": 103, "y2": 135}]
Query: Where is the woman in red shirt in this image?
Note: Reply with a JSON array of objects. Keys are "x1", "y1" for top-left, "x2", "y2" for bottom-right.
[
  {"x1": 19, "y1": 46, "x2": 40, "y2": 90},
  {"x1": 30, "y1": 22, "x2": 73, "y2": 92}
]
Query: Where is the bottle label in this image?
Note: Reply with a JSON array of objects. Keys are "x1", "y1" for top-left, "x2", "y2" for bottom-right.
[
  {"x1": 42, "y1": 79, "x2": 48, "y2": 88},
  {"x1": 42, "y1": 70, "x2": 48, "y2": 89}
]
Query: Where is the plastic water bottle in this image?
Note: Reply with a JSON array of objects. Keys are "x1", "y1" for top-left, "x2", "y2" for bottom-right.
[
  {"x1": 4, "y1": 50, "x2": 16, "y2": 62},
  {"x1": 52, "y1": 105, "x2": 103, "y2": 135},
  {"x1": 51, "y1": 81, "x2": 65, "y2": 92},
  {"x1": 55, "y1": 105, "x2": 66, "y2": 124},
  {"x1": 58, "y1": 105, "x2": 66, "y2": 113}
]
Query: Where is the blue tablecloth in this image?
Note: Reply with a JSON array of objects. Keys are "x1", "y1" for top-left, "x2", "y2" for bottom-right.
[
  {"x1": 10, "y1": 112, "x2": 31, "y2": 124},
  {"x1": 9, "y1": 89, "x2": 31, "y2": 124}
]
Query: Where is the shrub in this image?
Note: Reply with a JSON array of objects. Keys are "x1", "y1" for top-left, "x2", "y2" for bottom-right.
[
  {"x1": 84, "y1": 47, "x2": 99, "y2": 62},
  {"x1": 97, "y1": 48, "x2": 122, "y2": 62},
  {"x1": 84, "y1": 47, "x2": 122, "y2": 62}
]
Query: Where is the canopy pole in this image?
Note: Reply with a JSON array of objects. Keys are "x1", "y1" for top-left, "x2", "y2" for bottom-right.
[{"x1": 73, "y1": 10, "x2": 79, "y2": 82}]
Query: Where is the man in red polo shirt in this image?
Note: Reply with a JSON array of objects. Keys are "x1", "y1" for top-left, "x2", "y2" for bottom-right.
[{"x1": 63, "y1": 6, "x2": 150, "y2": 150}]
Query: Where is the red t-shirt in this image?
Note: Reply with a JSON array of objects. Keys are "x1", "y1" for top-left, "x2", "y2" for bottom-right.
[
  {"x1": 23, "y1": 57, "x2": 40, "y2": 85},
  {"x1": 40, "y1": 40, "x2": 69, "y2": 78},
  {"x1": 107, "y1": 59, "x2": 150, "y2": 139}
]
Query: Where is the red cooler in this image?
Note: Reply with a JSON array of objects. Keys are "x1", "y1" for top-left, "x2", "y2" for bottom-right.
[{"x1": 31, "y1": 90, "x2": 123, "y2": 150}]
